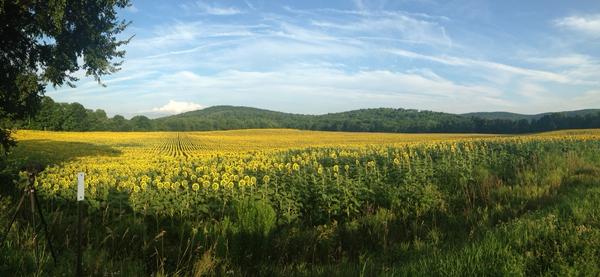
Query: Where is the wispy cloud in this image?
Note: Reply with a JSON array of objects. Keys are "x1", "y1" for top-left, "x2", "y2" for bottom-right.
[
  {"x1": 526, "y1": 54, "x2": 591, "y2": 67},
  {"x1": 122, "y1": 66, "x2": 511, "y2": 114},
  {"x1": 311, "y1": 15, "x2": 452, "y2": 46},
  {"x1": 195, "y1": 1, "x2": 243, "y2": 15},
  {"x1": 282, "y1": 5, "x2": 453, "y2": 47},
  {"x1": 48, "y1": 1, "x2": 600, "y2": 116},
  {"x1": 387, "y1": 48, "x2": 581, "y2": 84},
  {"x1": 352, "y1": 0, "x2": 390, "y2": 11},
  {"x1": 525, "y1": 54, "x2": 600, "y2": 82},
  {"x1": 554, "y1": 14, "x2": 600, "y2": 36},
  {"x1": 517, "y1": 82, "x2": 547, "y2": 99}
]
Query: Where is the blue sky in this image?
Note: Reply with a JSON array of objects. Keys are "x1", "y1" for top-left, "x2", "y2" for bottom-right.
[{"x1": 48, "y1": 0, "x2": 600, "y2": 118}]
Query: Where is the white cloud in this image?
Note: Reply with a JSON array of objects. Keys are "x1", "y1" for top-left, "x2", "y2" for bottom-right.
[
  {"x1": 517, "y1": 82, "x2": 547, "y2": 99},
  {"x1": 152, "y1": 100, "x2": 204, "y2": 114},
  {"x1": 51, "y1": 60, "x2": 594, "y2": 116},
  {"x1": 526, "y1": 54, "x2": 600, "y2": 83},
  {"x1": 128, "y1": 22, "x2": 202, "y2": 51},
  {"x1": 195, "y1": 1, "x2": 242, "y2": 15},
  {"x1": 133, "y1": 67, "x2": 510, "y2": 114},
  {"x1": 310, "y1": 12, "x2": 452, "y2": 46},
  {"x1": 127, "y1": 21, "x2": 267, "y2": 54},
  {"x1": 526, "y1": 54, "x2": 590, "y2": 67},
  {"x1": 48, "y1": 4, "x2": 600, "y2": 116},
  {"x1": 126, "y1": 5, "x2": 453, "y2": 69},
  {"x1": 387, "y1": 48, "x2": 577, "y2": 84},
  {"x1": 554, "y1": 14, "x2": 600, "y2": 36},
  {"x1": 513, "y1": 86, "x2": 600, "y2": 114}
]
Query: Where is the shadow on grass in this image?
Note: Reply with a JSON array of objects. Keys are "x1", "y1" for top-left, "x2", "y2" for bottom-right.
[
  {"x1": 0, "y1": 140, "x2": 121, "y2": 196},
  {"x1": 5, "y1": 139, "x2": 122, "y2": 169}
]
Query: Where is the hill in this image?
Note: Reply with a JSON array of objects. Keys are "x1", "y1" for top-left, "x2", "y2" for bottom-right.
[
  {"x1": 154, "y1": 106, "x2": 600, "y2": 134},
  {"x1": 154, "y1": 105, "x2": 311, "y2": 131},
  {"x1": 463, "y1": 109, "x2": 600, "y2": 121},
  {"x1": 154, "y1": 106, "x2": 476, "y2": 133},
  {"x1": 17, "y1": 96, "x2": 600, "y2": 134}
]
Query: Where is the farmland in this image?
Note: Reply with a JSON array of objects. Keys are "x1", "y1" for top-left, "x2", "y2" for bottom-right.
[
  {"x1": 2, "y1": 129, "x2": 600, "y2": 275},
  {"x1": 2, "y1": 0, "x2": 600, "y2": 276}
]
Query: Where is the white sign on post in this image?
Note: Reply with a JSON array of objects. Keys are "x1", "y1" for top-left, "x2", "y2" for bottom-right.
[{"x1": 77, "y1": 172, "x2": 85, "y2": 201}]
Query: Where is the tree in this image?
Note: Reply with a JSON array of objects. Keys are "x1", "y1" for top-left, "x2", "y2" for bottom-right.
[
  {"x1": 62, "y1": 103, "x2": 89, "y2": 131},
  {"x1": 28, "y1": 96, "x2": 57, "y2": 130},
  {"x1": 130, "y1": 115, "x2": 153, "y2": 131},
  {"x1": 0, "y1": 0, "x2": 131, "y2": 153},
  {"x1": 109, "y1": 115, "x2": 130, "y2": 131},
  {"x1": 88, "y1": 109, "x2": 109, "y2": 131}
]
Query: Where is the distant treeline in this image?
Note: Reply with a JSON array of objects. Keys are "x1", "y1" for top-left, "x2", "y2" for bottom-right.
[
  {"x1": 17, "y1": 97, "x2": 152, "y2": 131},
  {"x1": 16, "y1": 96, "x2": 600, "y2": 134}
]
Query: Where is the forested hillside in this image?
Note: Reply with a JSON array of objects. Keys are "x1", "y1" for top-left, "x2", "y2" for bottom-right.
[
  {"x1": 16, "y1": 96, "x2": 600, "y2": 134},
  {"x1": 463, "y1": 109, "x2": 600, "y2": 121}
]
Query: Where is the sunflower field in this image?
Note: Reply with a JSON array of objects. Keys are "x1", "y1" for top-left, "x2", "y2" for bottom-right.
[{"x1": 3, "y1": 129, "x2": 600, "y2": 276}]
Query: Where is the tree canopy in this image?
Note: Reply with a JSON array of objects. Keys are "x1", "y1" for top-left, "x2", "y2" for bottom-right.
[
  {"x1": 0, "y1": 0, "x2": 131, "y2": 153},
  {"x1": 15, "y1": 98, "x2": 600, "y2": 134}
]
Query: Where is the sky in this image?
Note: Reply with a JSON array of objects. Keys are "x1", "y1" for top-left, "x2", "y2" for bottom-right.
[{"x1": 48, "y1": 0, "x2": 600, "y2": 118}]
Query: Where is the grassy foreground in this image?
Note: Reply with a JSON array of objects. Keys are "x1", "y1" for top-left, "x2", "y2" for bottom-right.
[{"x1": 1, "y1": 129, "x2": 600, "y2": 276}]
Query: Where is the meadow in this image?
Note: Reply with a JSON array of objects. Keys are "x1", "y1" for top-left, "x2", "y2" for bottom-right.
[{"x1": 2, "y1": 129, "x2": 600, "y2": 276}]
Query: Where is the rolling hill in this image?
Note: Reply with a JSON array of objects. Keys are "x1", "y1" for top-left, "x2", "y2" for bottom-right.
[
  {"x1": 462, "y1": 109, "x2": 600, "y2": 121},
  {"x1": 19, "y1": 96, "x2": 600, "y2": 134},
  {"x1": 153, "y1": 106, "x2": 475, "y2": 133}
]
